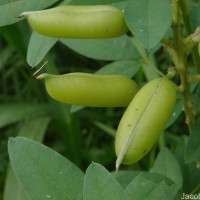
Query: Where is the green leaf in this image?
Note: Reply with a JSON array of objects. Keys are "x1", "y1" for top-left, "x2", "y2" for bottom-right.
[
  {"x1": 0, "y1": 24, "x2": 27, "y2": 59},
  {"x1": 83, "y1": 162, "x2": 130, "y2": 200},
  {"x1": 8, "y1": 137, "x2": 84, "y2": 200},
  {"x1": 47, "y1": 100, "x2": 83, "y2": 166},
  {"x1": 69, "y1": 0, "x2": 125, "y2": 5},
  {"x1": 112, "y1": 1, "x2": 129, "y2": 10},
  {"x1": 4, "y1": 117, "x2": 51, "y2": 200},
  {"x1": 125, "y1": 172, "x2": 179, "y2": 200},
  {"x1": 60, "y1": 35, "x2": 140, "y2": 61},
  {"x1": 185, "y1": 117, "x2": 200, "y2": 163},
  {"x1": 189, "y1": 6, "x2": 200, "y2": 32},
  {"x1": 0, "y1": 103, "x2": 50, "y2": 128},
  {"x1": 151, "y1": 147, "x2": 183, "y2": 187},
  {"x1": 27, "y1": 32, "x2": 58, "y2": 67},
  {"x1": 142, "y1": 62, "x2": 159, "y2": 80},
  {"x1": 0, "y1": 0, "x2": 9, "y2": 5},
  {"x1": 18, "y1": 117, "x2": 51, "y2": 141},
  {"x1": 70, "y1": 105, "x2": 84, "y2": 113},
  {"x1": 3, "y1": 168, "x2": 30, "y2": 200},
  {"x1": 0, "y1": 0, "x2": 60, "y2": 27},
  {"x1": 0, "y1": 46, "x2": 14, "y2": 71},
  {"x1": 165, "y1": 98, "x2": 183, "y2": 128},
  {"x1": 174, "y1": 136, "x2": 200, "y2": 193},
  {"x1": 125, "y1": 0, "x2": 172, "y2": 49},
  {"x1": 93, "y1": 121, "x2": 115, "y2": 137},
  {"x1": 112, "y1": 170, "x2": 140, "y2": 189},
  {"x1": 96, "y1": 60, "x2": 141, "y2": 78}
]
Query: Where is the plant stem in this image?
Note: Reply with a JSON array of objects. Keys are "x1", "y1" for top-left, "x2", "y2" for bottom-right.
[
  {"x1": 179, "y1": 0, "x2": 191, "y2": 34},
  {"x1": 170, "y1": 0, "x2": 195, "y2": 133},
  {"x1": 172, "y1": 0, "x2": 180, "y2": 45},
  {"x1": 176, "y1": 52, "x2": 194, "y2": 132},
  {"x1": 188, "y1": 74, "x2": 200, "y2": 82},
  {"x1": 179, "y1": 0, "x2": 200, "y2": 73}
]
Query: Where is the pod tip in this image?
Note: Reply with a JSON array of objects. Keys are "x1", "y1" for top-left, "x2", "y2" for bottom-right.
[
  {"x1": 34, "y1": 73, "x2": 49, "y2": 80},
  {"x1": 18, "y1": 12, "x2": 30, "y2": 18},
  {"x1": 32, "y1": 61, "x2": 49, "y2": 80},
  {"x1": 115, "y1": 160, "x2": 121, "y2": 172}
]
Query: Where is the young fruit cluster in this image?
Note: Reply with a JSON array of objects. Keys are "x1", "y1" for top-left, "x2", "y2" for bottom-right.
[
  {"x1": 37, "y1": 73, "x2": 176, "y2": 168},
  {"x1": 25, "y1": 5, "x2": 176, "y2": 168}
]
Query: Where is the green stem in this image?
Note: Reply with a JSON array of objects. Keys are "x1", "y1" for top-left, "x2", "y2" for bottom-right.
[
  {"x1": 183, "y1": 27, "x2": 200, "y2": 45},
  {"x1": 188, "y1": 74, "x2": 200, "y2": 82},
  {"x1": 166, "y1": 67, "x2": 177, "y2": 79},
  {"x1": 176, "y1": 43, "x2": 194, "y2": 133},
  {"x1": 179, "y1": 0, "x2": 191, "y2": 34},
  {"x1": 172, "y1": 0, "x2": 181, "y2": 45},
  {"x1": 179, "y1": 0, "x2": 200, "y2": 73},
  {"x1": 170, "y1": 0, "x2": 195, "y2": 133}
]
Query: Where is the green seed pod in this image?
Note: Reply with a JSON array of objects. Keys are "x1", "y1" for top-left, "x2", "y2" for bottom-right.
[
  {"x1": 20, "y1": 5, "x2": 128, "y2": 38},
  {"x1": 37, "y1": 73, "x2": 138, "y2": 107},
  {"x1": 115, "y1": 77, "x2": 176, "y2": 169}
]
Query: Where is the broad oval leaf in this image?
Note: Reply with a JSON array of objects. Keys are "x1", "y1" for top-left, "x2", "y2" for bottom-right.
[
  {"x1": 189, "y1": 6, "x2": 200, "y2": 32},
  {"x1": 0, "y1": 0, "x2": 9, "y2": 6},
  {"x1": 0, "y1": 103, "x2": 50, "y2": 128},
  {"x1": 4, "y1": 117, "x2": 51, "y2": 200},
  {"x1": 60, "y1": 35, "x2": 140, "y2": 61},
  {"x1": 165, "y1": 98, "x2": 183, "y2": 129},
  {"x1": 125, "y1": 172, "x2": 180, "y2": 200},
  {"x1": 96, "y1": 60, "x2": 141, "y2": 78},
  {"x1": 151, "y1": 147, "x2": 183, "y2": 187},
  {"x1": 8, "y1": 137, "x2": 84, "y2": 200},
  {"x1": 125, "y1": 0, "x2": 172, "y2": 50},
  {"x1": 112, "y1": 170, "x2": 140, "y2": 189},
  {"x1": 83, "y1": 162, "x2": 130, "y2": 200},
  {"x1": 27, "y1": 32, "x2": 58, "y2": 67},
  {"x1": 185, "y1": 117, "x2": 200, "y2": 163},
  {"x1": 0, "y1": 0, "x2": 60, "y2": 27},
  {"x1": 175, "y1": 136, "x2": 200, "y2": 193},
  {"x1": 69, "y1": 0, "x2": 124, "y2": 5}
]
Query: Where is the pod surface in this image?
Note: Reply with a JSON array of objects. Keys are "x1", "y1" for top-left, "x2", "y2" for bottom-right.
[
  {"x1": 21, "y1": 5, "x2": 128, "y2": 38},
  {"x1": 40, "y1": 73, "x2": 138, "y2": 107},
  {"x1": 115, "y1": 78, "x2": 176, "y2": 165}
]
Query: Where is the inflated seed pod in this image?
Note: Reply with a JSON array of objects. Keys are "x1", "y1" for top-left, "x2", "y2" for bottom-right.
[
  {"x1": 115, "y1": 77, "x2": 176, "y2": 169},
  {"x1": 36, "y1": 72, "x2": 138, "y2": 107},
  {"x1": 20, "y1": 5, "x2": 128, "y2": 38}
]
